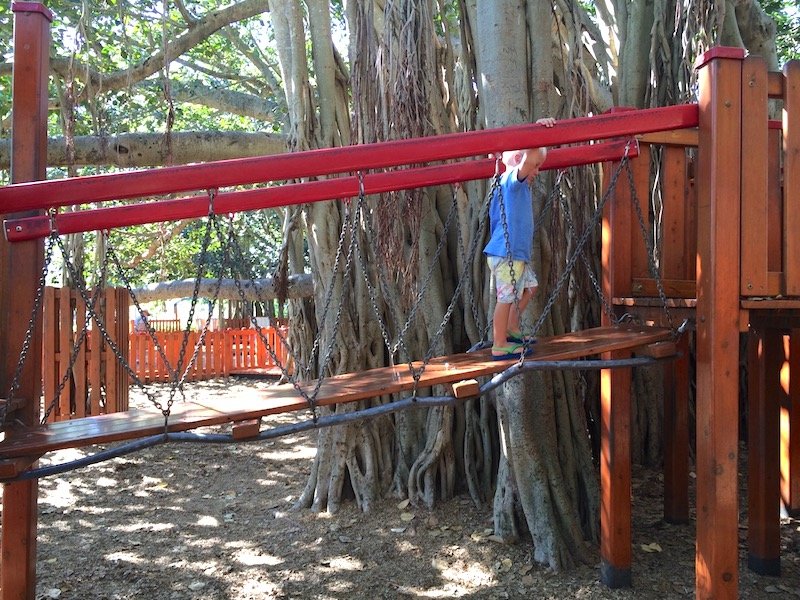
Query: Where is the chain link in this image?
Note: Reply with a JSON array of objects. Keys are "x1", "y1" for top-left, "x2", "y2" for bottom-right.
[
  {"x1": 555, "y1": 174, "x2": 617, "y2": 323},
  {"x1": 2, "y1": 235, "x2": 55, "y2": 426},
  {"x1": 527, "y1": 145, "x2": 633, "y2": 339},
  {"x1": 624, "y1": 158, "x2": 677, "y2": 335},
  {"x1": 41, "y1": 240, "x2": 111, "y2": 423}
]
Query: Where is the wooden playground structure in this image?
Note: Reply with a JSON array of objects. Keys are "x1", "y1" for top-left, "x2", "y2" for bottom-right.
[{"x1": 1, "y1": 4, "x2": 800, "y2": 599}]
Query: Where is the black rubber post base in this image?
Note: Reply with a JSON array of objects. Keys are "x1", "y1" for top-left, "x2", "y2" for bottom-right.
[
  {"x1": 748, "y1": 553, "x2": 780, "y2": 577},
  {"x1": 600, "y1": 561, "x2": 632, "y2": 588}
]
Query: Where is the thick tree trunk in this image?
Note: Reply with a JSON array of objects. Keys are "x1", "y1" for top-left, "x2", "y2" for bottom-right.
[{"x1": 474, "y1": 0, "x2": 600, "y2": 571}]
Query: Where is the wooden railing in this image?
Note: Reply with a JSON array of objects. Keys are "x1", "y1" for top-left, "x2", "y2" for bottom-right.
[
  {"x1": 43, "y1": 287, "x2": 130, "y2": 422},
  {"x1": 130, "y1": 318, "x2": 181, "y2": 333},
  {"x1": 129, "y1": 326, "x2": 290, "y2": 383}
]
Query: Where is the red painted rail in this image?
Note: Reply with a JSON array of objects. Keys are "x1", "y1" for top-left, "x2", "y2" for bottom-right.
[
  {"x1": 0, "y1": 104, "x2": 697, "y2": 215},
  {"x1": 5, "y1": 139, "x2": 639, "y2": 241}
]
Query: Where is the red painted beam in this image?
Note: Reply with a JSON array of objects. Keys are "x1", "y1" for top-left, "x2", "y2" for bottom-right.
[
  {"x1": 0, "y1": 104, "x2": 696, "y2": 213},
  {"x1": 5, "y1": 139, "x2": 639, "y2": 242}
]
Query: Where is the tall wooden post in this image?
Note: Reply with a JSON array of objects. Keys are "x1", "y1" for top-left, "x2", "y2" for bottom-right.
[
  {"x1": 599, "y1": 349, "x2": 632, "y2": 588},
  {"x1": 0, "y1": 3, "x2": 51, "y2": 599},
  {"x1": 694, "y1": 47, "x2": 745, "y2": 599},
  {"x1": 747, "y1": 326, "x2": 781, "y2": 575}
]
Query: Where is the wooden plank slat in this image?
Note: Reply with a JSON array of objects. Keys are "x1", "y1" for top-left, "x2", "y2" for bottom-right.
[
  {"x1": 73, "y1": 291, "x2": 87, "y2": 418},
  {"x1": 785, "y1": 61, "x2": 800, "y2": 295},
  {"x1": 0, "y1": 325, "x2": 672, "y2": 461},
  {"x1": 231, "y1": 419, "x2": 261, "y2": 440},
  {"x1": 740, "y1": 56, "x2": 770, "y2": 296},
  {"x1": 117, "y1": 288, "x2": 130, "y2": 411},
  {"x1": 630, "y1": 278, "x2": 696, "y2": 298},
  {"x1": 767, "y1": 128, "x2": 783, "y2": 277},
  {"x1": 768, "y1": 71, "x2": 784, "y2": 97},
  {"x1": 104, "y1": 288, "x2": 118, "y2": 412},
  {"x1": 661, "y1": 147, "x2": 689, "y2": 280},
  {"x1": 685, "y1": 154, "x2": 698, "y2": 282},
  {"x1": 629, "y1": 145, "x2": 652, "y2": 281},
  {"x1": 42, "y1": 287, "x2": 56, "y2": 418},
  {"x1": 451, "y1": 379, "x2": 480, "y2": 399},
  {"x1": 747, "y1": 327, "x2": 781, "y2": 575},
  {"x1": 57, "y1": 289, "x2": 71, "y2": 420},
  {"x1": 603, "y1": 158, "x2": 633, "y2": 298},
  {"x1": 635, "y1": 341, "x2": 676, "y2": 359},
  {"x1": 89, "y1": 312, "x2": 102, "y2": 415}
]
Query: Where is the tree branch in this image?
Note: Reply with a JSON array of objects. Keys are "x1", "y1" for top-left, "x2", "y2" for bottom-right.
[
  {"x1": 0, "y1": 131, "x2": 287, "y2": 169},
  {"x1": 41, "y1": 0, "x2": 271, "y2": 96},
  {"x1": 131, "y1": 274, "x2": 313, "y2": 302}
]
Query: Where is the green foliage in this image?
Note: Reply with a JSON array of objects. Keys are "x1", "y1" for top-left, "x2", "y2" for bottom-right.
[
  {"x1": 762, "y1": 0, "x2": 800, "y2": 60},
  {"x1": 2, "y1": 1, "x2": 296, "y2": 283}
]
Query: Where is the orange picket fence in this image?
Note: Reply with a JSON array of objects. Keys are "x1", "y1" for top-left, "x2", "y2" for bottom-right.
[{"x1": 129, "y1": 326, "x2": 290, "y2": 383}]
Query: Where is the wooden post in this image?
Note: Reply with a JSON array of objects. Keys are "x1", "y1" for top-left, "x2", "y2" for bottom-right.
[
  {"x1": 663, "y1": 333, "x2": 690, "y2": 523},
  {"x1": 784, "y1": 61, "x2": 800, "y2": 295},
  {"x1": 747, "y1": 326, "x2": 781, "y2": 575},
  {"x1": 695, "y1": 47, "x2": 745, "y2": 600},
  {"x1": 599, "y1": 350, "x2": 632, "y2": 588},
  {"x1": 0, "y1": 4, "x2": 52, "y2": 599}
]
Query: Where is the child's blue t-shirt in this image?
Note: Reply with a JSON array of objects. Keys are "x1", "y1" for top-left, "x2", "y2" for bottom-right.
[{"x1": 483, "y1": 168, "x2": 534, "y2": 262}]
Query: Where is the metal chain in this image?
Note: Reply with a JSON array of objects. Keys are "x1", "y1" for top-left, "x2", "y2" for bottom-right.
[
  {"x1": 300, "y1": 190, "x2": 357, "y2": 381},
  {"x1": 41, "y1": 241, "x2": 111, "y2": 423},
  {"x1": 171, "y1": 212, "x2": 233, "y2": 391},
  {"x1": 354, "y1": 174, "x2": 474, "y2": 394},
  {"x1": 55, "y1": 234, "x2": 160, "y2": 409},
  {"x1": 305, "y1": 195, "x2": 361, "y2": 413},
  {"x1": 356, "y1": 190, "x2": 414, "y2": 362},
  {"x1": 454, "y1": 183, "x2": 488, "y2": 343},
  {"x1": 624, "y1": 158, "x2": 676, "y2": 335},
  {"x1": 2, "y1": 234, "x2": 55, "y2": 426},
  {"x1": 107, "y1": 243, "x2": 175, "y2": 382},
  {"x1": 395, "y1": 179, "x2": 463, "y2": 362},
  {"x1": 421, "y1": 184, "x2": 492, "y2": 366},
  {"x1": 226, "y1": 233, "x2": 297, "y2": 380},
  {"x1": 225, "y1": 199, "x2": 359, "y2": 418},
  {"x1": 355, "y1": 196, "x2": 397, "y2": 357},
  {"x1": 555, "y1": 175, "x2": 617, "y2": 323},
  {"x1": 495, "y1": 167, "x2": 523, "y2": 328},
  {"x1": 527, "y1": 145, "x2": 633, "y2": 339},
  {"x1": 162, "y1": 207, "x2": 223, "y2": 415}
]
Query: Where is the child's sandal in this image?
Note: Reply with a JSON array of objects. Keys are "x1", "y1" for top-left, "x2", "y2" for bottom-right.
[{"x1": 491, "y1": 342, "x2": 534, "y2": 361}]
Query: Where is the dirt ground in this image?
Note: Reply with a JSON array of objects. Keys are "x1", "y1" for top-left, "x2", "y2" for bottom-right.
[{"x1": 3, "y1": 378, "x2": 800, "y2": 599}]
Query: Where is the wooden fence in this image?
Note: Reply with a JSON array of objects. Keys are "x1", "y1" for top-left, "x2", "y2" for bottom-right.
[
  {"x1": 43, "y1": 286, "x2": 130, "y2": 422},
  {"x1": 44, "y1": 286, "x2": 290, "y2": 421},
  {"x1": 129, "y1": 326, "x2": 290, "y2": 383}
]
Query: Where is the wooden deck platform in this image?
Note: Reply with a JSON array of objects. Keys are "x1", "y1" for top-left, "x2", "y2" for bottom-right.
[{"x1": 0, "y1": 325, "x2": 672, "y2": 472}]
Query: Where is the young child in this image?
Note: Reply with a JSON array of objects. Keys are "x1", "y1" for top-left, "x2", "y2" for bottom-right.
[{"x1": 484, "y1": 117, "x2": 556, "y2": 360}]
